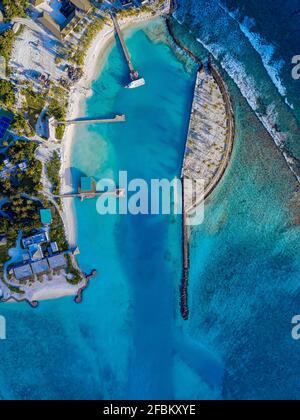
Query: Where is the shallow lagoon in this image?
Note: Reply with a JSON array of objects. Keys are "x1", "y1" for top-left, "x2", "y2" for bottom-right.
[
  {"x1": 1, "y1": 20, "x2": 221, "y2": 400},
  {"x1": 1, "y1": 15, "x2": 299, "y2": 399}
]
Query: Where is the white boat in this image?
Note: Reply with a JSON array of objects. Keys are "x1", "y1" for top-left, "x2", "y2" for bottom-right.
[{"x1": 125, "y1": 78, "x2": 146, "y2": 89}]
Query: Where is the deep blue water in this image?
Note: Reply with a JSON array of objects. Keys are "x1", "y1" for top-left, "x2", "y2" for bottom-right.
[{"x1": 174, "y1": 0, "x2": 300, "y2": 399}]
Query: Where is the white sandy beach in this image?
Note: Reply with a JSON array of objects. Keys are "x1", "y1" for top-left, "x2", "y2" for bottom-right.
[
  {"x1": 4, "y1": 274, "x2": 84, "y2": 303},
  {"x1": 29, "y1": 275, "x2": 82, "y2": 301}
]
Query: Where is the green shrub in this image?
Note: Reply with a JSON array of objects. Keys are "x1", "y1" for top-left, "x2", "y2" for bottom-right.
[
  {"x1": 66, "y1": 254, "x2": 82, "y2": 284},
  {"x1": 2, "y1": 0, "x2": 28, "y2": 20},
  {"x1": 46, "y1": 151, "x2": 61, "y2": 196},
  {"x1": 47, "y1": 100, "x2": 66, "y2": 140},
  {"x1": 0, "y1": 29, "x2": 15, "y2": 65},
  {"x1": 0, "y1": 79, "x2": 15, "y2": 108}
]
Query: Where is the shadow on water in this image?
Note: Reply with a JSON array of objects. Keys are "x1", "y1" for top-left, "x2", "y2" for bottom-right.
[{"x1": 66, "y1": 167, "x2": 88, "y2": 191}]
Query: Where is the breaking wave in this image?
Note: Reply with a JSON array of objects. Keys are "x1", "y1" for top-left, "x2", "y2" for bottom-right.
[
  {"x1": 217, "y1": 2, "x2": 288, "y2": 101},
  {"x1": 173, "y1": 0, "x2": 300, "y2": 183}
]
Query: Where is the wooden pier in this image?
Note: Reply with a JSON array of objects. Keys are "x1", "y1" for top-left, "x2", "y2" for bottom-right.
[
  {"x1": 111, "y1": 13, "x2": 138, "y2": 80},
  {"x1": 55, "y1": 114, "x2": 126, "y2": 126},
  {"x1": 54, "y1": 189, "x2": 125, "y2": 202}
]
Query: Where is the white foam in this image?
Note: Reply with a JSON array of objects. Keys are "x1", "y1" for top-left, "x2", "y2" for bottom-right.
[
  {"x1": 173, "y1": 1, "x2": 300, "y2": 183},
  {"x1": 218, "y1": 3, "x2": 289, "y2": 100},
  {"x1": 196, "y1": 40, "x2": 300, "y2": 183}
]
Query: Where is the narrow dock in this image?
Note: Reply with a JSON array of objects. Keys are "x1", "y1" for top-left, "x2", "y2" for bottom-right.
[
  {"x1": 111, "y1": 13, "x2": 139, "y2": 80},
  {"x1": 55, "y1": 114, "x2": 126, "y2": 126},
  {"x1": 54, "y1": 189, "x2": 125, "y2": 202}
]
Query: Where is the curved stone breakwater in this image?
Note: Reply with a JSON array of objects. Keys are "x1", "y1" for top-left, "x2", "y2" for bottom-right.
[
  {"x1": 74, "y1": 270, "x2": 97, "y2": 304},
  {"x1": 166, "y1": 0, "x2": 235, "y2": 320},
  {"x1": 182, "y1": 64, "x2": 235, "y2": 209},
  {"x1": 0, "y1": 295, "x2": 39, "y2": 308},
  {"x1": 179, "y1": 63, "x2": 234, "y2": 320}
]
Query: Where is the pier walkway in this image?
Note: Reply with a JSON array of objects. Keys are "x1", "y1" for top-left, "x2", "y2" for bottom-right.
[
  {"x1": 55, "y1": 114, "x2": 126, "y2": 126},
  {"x1": 111, "y1": 14, "x2": 138, "y2": 80},
  {"x1": 54, "y1": 189, "x2": 125, "y2": 202}
]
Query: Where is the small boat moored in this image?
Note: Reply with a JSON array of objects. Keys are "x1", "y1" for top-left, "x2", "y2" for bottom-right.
[{"x1": 125, "y1": 78, "x2": 146, "y2": 89}]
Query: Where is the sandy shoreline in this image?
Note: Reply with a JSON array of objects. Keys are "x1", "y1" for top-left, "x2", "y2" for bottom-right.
[
  {"x1": 61, "y1": 11, "x2": 167, "y2": 248},
  {"x1": 1, "y1": 5, "x2": 171, "y2": 305},
  {"x1": 4, "y1": 275, "x2": 83, "y2": 303},
  {"x1": 61, "y1": 23, "x2": 115, "y2": 247}
]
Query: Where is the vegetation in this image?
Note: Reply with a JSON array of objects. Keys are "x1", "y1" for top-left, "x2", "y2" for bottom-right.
[
  {"x1": 70, "y1": 17, "x2": 106, "y2": 67},
  {"x1": 0, "y1": 29, "x2": 16, "y2": 70},
  {"x1": 116, "y1": 5, "x2": 152, "y2": 19},
  {"x1": 0, "y1": 216, "x2": 13, "y2": 271},
  {"x1": 12, "y1": 113, "x2": 34, "y2": 137},
  {"x1": 46, "y1": 151, "x2": 61, "y2": 196},
  {"x1": 0, "y1": 246, "x2": 9, "y2": 277},
  {"x1": 23, "y1": 88, "x2": 46, "y2": 130},
  {"x1": 47, "y1": 99, "x2": 67, "y2": 140},
  {"x1": 0, "y1": 196, "x2": 69, "y2": 280},
  {"x1": 0, "y1": 140, "x2": 42, "y2": 197},
  {"x1": 2, "y1": 197, "x2": 41, "y2": 232},
  {"x1": 49, "y1": 208, "x2": 68, "y2": 252},
  {"x1": 0, "y1": 196, "x2": 39, "y2": 279},
  {"x1": 66, "y1": 254, "x2": 82, "y2": 285},
  {"x1": 0, "y1": 79, "x2": 15, "y2": 109},
  {"x1": 2, "y1": 0, "x2": 29, "y2": 20},
  {"x1": 7, "y1": 284, "x2": 25, "y2": 294}
]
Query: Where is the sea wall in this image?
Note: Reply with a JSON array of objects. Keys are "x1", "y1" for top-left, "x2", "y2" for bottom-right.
[
  {"x1": 178, "y1": 63, "x2": 235, "y2": 320},
  {"x1": 182, "y1": 65, "x2": 234, "y2": 211}
]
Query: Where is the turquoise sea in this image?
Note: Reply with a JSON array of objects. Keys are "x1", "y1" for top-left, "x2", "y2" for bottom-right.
[{"x1": 0, "y1": 7, "x2": 300, "y2": 399}]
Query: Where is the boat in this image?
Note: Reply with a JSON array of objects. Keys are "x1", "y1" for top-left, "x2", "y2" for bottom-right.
[{"x1": 125, "y1": 78, "x2": 146, "y2": 89}]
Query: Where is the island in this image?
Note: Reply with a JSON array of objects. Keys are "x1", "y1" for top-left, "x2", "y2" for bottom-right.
[
  {"x1": 0, "y1": 0, "x2": 172, "y2": 305},
  {"x1": 0, "y1": 0, "x2": 234, "y2": 310}
]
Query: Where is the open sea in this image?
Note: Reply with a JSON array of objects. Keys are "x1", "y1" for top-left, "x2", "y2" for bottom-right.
[{"x1": 1, "y1": 0, "x2": 300, "y2": 399}]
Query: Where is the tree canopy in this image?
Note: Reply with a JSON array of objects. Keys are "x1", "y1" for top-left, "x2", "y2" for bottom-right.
[{"x1": 0, "y1": 79, "x2": 15, "y2": 108}]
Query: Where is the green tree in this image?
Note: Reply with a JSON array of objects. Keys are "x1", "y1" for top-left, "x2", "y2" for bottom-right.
[
  {"x1": 0, "y1": 79, "x2": 15, "y2": 108},
  {"x1": 2, "y1": 0, "x2": 28, "y2": 20},
  {"x1": 0, "y1": 29, "x2": 15, "y2": 64}
]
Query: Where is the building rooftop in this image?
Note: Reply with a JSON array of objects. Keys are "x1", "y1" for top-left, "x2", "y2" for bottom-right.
[
  {"x1": 31, "y1": 259, "x2": 50, "y2": 275},
  {"x1": 40, "y1": 208, "x2": 53, "y2": 225},
  {"x1": 48, "y1": 254, "x2": 66, "y2": 270},
  {"x1": 14, "y1": 264, "x2": 33, "y2": 281},
  {"x1": 38, "y1": 12, "x2": 62, "y2": 40},
  {"x1": 70, "y1": 0, "x2": 92, "y2": 13},
  {"x1": 37, "y1": 2, "x2": 84, "y2": 40},
  {"x1": 22, "y1": 231, "x2": 49, "y2": 248},
  {"x1": 50, "y1": 242, "x2": 59, "y2": 253},
  {"x1": 28, "y1": 244, "x2": 44, "y2": 261}
]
